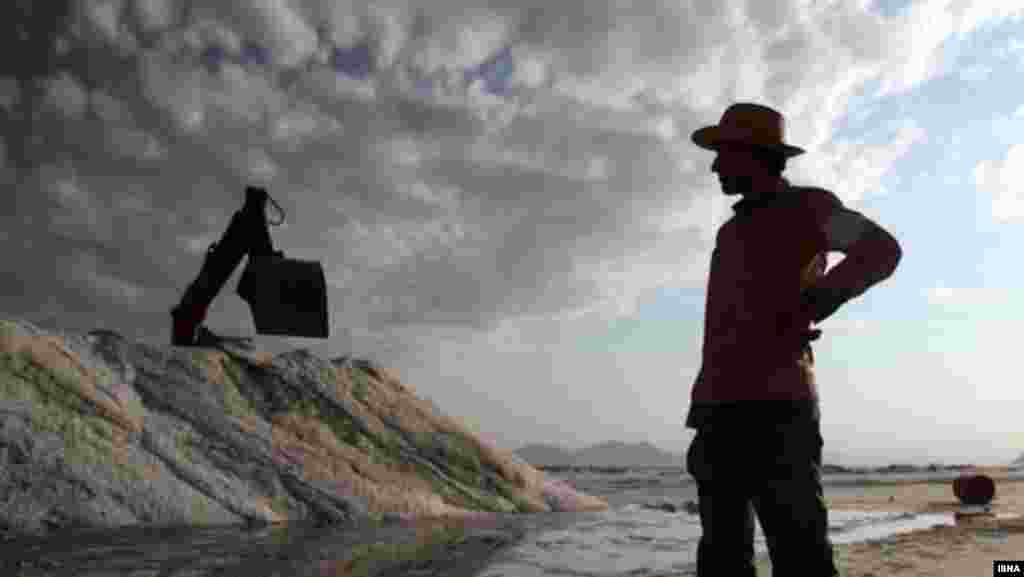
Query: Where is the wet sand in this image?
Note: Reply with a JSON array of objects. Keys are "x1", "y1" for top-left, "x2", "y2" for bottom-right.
[
  {"x1": 825, "y1": 468, "x2": 1024, "y2": 513},
  {"x1": 638, "y1": 471, "x2": 1024, "y2": 577},
  {"x1": 817, "y1": 473, "x2": 1024, "y2": 577},
  {"x1": 821, "y1": 515, "x2": 1024, "y2": 577}
]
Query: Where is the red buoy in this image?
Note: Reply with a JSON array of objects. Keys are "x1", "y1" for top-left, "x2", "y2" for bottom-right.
[{"x1": 953, "y1": 474, "x2": 996, "y2": 506}]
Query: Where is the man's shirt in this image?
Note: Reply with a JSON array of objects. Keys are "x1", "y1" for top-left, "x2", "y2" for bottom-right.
[{"x1": 685, "y1": 178, "x2": 892, "y2": 429}]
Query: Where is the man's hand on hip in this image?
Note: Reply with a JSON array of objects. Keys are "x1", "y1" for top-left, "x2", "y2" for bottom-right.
[
  {"x1": 799, "y1": 286, "x2": 851, "y2": 325},
  {"x1": 776, "y1": 301, "x2": 821, "y2": 348}
]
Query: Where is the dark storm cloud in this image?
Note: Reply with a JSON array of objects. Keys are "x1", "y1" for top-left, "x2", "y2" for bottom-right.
[{"x1": 3, "y1": 0, "x2": 1001, "y2": 366}]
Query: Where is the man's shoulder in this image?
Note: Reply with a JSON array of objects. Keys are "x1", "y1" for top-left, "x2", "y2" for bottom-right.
[{"x1": 786, "y1": 183, "x2": 844, "y2": 208}]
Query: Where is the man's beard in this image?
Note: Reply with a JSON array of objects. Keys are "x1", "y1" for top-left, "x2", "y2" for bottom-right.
[{"x1": 720, "y1": 175, "x2": 754, "y2": 196}]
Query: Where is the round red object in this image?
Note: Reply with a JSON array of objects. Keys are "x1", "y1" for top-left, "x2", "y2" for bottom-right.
[{"x1": 953, "y1": 474, "x2": 995, "y2": 505}]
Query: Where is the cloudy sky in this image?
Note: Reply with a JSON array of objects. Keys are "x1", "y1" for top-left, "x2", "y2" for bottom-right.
[{"x1": 3, "y1": 0, "x2": 1023, "y2": 467}]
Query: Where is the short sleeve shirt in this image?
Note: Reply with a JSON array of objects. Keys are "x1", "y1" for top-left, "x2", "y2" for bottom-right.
[{"x1": 685, "y1": 179, "x2": 879, "y2": 428}]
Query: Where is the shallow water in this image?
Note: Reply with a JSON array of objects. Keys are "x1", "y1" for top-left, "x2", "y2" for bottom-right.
[
  {"x1": 3, "y1": 467, "x2": 1015, "y2": 576},
  {"x1": 0, "y1": 508, "x2": 958, "y2": 577},
  {"x1": 477, "y1": 468, "x2": 971, "y2": 577},
  {"x1": 0, "y1": 513, "x2": 586, "y2": 577},
  {"x1": 478, "y1": 506, "x2": 955, "y2": 577},
  {"x1": 2, "y1": 521, "x2": 367, "y2": 577}
]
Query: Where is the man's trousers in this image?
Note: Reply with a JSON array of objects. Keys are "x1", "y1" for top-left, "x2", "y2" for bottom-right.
[{"x1": 686, "y1": 416, "x2": 839, "y2": 577}]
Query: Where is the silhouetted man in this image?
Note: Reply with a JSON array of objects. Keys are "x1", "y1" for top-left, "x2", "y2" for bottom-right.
[{"x1": 685, "y1": 102, "x2": 902, "y2": 577}]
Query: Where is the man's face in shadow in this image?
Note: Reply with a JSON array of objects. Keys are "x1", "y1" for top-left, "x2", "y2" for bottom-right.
[{"x1": 711, "y1": 141, "x2": 776, "y2": 197}]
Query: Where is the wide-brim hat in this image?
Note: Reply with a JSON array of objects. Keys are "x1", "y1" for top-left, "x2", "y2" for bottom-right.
[{"x1": 691, "y1": 102, "x2": 805, "y2": 158}]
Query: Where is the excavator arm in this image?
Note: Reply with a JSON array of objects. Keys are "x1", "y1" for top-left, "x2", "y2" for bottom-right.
[{"x1": 171, "y1": 186, "x2": 279, "y2": 346}]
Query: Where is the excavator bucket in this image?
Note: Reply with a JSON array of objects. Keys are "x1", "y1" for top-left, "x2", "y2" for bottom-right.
[{"x1": 236, "y1": 254, "x2": 329, "y2": 338}]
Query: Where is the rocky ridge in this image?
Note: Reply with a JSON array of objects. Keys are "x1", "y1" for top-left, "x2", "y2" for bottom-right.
[{"x1": 0, "y1": 317, "x2": 606, "y2": 537}]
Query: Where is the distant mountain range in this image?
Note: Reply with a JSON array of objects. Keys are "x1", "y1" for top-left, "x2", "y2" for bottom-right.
[
  {"x1": 516, "y1": 441, "x2": 682, "y2": 467},
  {"x1": 516, "y1": 444, "x2": 1024, "y2": 470},
  {"x1": 515, "y1": 444, "x2": 576, "y2": 467}
]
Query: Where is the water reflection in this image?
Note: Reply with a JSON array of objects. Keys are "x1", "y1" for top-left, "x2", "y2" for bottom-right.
[{"x1": 0, "y1": 513, "x2": 572, "y2": 577}]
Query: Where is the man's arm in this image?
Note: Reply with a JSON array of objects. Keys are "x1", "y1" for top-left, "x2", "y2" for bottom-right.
[{"x1": 800, "y1": 203, "x2": 903, "y2": 324}]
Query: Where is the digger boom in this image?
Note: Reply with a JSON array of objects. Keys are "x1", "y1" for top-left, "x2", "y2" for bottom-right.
[{"x1": 171, "y1": 187, "x2": 276, "y2": 346}]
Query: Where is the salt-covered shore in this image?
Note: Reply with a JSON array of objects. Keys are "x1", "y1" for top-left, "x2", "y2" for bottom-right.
[
  {"x1": 817, "y1": 473, "x2": 1024, "y2": 577},
  {"x1": 645, "y1": 473, "x2": 1024, "y2": 577}
]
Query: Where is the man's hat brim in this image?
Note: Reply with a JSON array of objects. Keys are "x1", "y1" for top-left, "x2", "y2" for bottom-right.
[{"x1": 691, "y1": 125, "x2": 805, "y2": 158}]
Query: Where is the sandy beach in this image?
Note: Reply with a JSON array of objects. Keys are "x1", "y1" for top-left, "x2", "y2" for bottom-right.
[
  {"x1": 763, "y1": 470, "x2": 1024, "y2": 577},
  {"x1": 634, "y1": 470, "x2": 1024, "y2": 577}
]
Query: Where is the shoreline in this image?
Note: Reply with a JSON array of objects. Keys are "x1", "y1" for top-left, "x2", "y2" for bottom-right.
[
  {"x1": 633, "y1": 475, "x2": 1024, "y2": 577},
  {"x1": 822, "y1": 517, "x2": 1024, "y2": 577},
  {"x1": 765, "y1": 477, "x2": 1024, "y2": 577},
  {"x1": 828, "y1": 476, "x2": 1024, "y2": 577},
  {"x1": 5, "y1": 476, "x2": 1023, "y2": 577}
]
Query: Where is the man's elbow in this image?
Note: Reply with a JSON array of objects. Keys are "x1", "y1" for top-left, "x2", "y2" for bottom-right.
[
  {"x1": 874, "y1": 228, "x2": 902, "y2": 279},
  {"x1": 846, "y1": 226, "x2": 901, "y2": 280}
]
